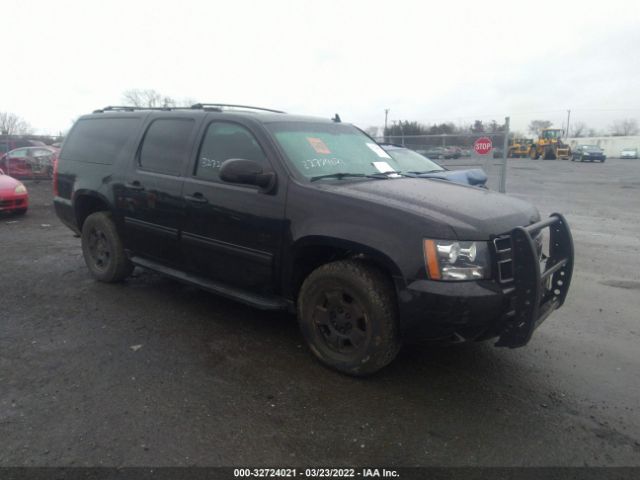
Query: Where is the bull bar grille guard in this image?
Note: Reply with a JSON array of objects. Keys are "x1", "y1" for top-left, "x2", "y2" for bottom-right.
[{"x1": 495, "y1": 213, "x2": 574, "y2": 348}]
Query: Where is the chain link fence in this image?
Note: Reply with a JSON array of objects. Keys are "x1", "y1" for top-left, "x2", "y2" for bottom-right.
[{"x1": 375, "y1": 117, "x2": 510, "y2": 192}]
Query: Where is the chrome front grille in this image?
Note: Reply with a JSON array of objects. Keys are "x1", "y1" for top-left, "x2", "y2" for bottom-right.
[
  {"x1": 494, "y1": 236, "x2": 514, "y2": 283},
  {"x1": 493, "y1": 230, "x2": 543, "y2": 284}
]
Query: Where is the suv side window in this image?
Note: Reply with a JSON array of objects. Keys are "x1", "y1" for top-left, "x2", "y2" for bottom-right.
[
  {"x1": 195, "y1": 122, "x2": 267, "y2": 182},
  {"x1": 62, "y1": 117, "x2": 140, "y2": 165},
  {"x1": 139, "y1": 118, "x2": 195, "y2": 175}
]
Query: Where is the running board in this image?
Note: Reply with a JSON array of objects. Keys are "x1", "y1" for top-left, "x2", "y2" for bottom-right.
[{"x1": 130, "y1": 256, "x2": 289, "y2": 311}]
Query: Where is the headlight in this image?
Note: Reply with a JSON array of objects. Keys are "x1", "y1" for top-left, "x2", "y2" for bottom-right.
[
  {"x1": 423, "y1": 239, "x2": 491, "y2": 281},
  {"x1": 583, "y1": 152, "x2": 590, "y2": 156},
  {"x1": 14, "y1": 184, "x2": 27, "y2": 194}
]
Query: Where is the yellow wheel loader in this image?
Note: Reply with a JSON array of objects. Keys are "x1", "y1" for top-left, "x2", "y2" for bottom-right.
[
  {"x1": 508, "y1": 138, "x2": 533, "y2": 158},
  {"x1": 529, "y1": 129, "x2": 572, "y2": 160}
]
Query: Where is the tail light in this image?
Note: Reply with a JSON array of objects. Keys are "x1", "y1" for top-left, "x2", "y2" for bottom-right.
[{"x1": 52, "y1": 157, "x2": 59, "y2": 196}]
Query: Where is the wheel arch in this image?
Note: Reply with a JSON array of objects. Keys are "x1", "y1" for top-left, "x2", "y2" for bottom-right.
[
  {"x1": 285, "y1": 235, "x2": 404, "y2": 301},
  {"x1": 73, "y1": 190, "x2": 113, "y2": 230}
]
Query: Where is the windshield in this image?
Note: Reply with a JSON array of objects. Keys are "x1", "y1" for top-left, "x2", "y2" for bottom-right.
[
  {"x1": 384, "y1": 147, "x2": 444, "y2": 172},
  {"x1": 542, "y1": 130, "x2": 561, "y2": 139},
  {"x1": 267, "y1": 122, "x2": 403, "y2": 180},
  {"x1": 582, "y1": 145, "x2": 600, "y2": 150}
]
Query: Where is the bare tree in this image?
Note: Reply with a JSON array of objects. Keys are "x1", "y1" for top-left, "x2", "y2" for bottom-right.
[
  {"x1": 528, "y1": 120, "x2": 552, "y2": 136},
  {"x1": 570, "y1": 121, "x2": 588, "y2": 138},
  {"x1": 0, "y1": 112, "x2": 33, "y2": 135},
  {"x1": 610, "y1": 118, "x2": 639, "y2": 136},
  {"x1": 181, "y1": 97, "x2": 198, "y2": 107},
  {"x1": 122, "y1": 89, "x2": 176, "y2": 108}
]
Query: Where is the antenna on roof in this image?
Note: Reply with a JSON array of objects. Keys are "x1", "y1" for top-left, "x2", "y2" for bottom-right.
[{"x1": 332, "y1": 113, "x2": 341, "y2": 123}]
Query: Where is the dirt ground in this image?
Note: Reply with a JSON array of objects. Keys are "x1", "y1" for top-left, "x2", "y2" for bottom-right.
[{"x1": 1, "y1": 158, "x2": 639, "y2": 467}]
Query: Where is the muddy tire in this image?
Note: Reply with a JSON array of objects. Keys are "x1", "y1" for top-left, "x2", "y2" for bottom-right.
[
  {"x1": 297, "y1": 260, "x2": 401, "y2": 376},
  {"x1": 81, "y1": 211, "x2": 133, "y2": 282}
]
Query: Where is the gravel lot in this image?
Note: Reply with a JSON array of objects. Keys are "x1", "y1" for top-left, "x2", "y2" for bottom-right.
[{"x1": 1, "y1": 158, "x2": 639, "y2": 467}]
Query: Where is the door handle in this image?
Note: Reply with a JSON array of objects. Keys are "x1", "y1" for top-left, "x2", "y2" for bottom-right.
[
  {"x1": 184, "y1": 192, "x2": 208, "y2": 204},
  {"x1": 126, "y1": 181, "x2": 144, "y2": 190}
]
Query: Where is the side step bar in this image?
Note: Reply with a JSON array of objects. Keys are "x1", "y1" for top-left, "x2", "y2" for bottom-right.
[{"x1": 130, "y1": 256, "x2": 289, "y2": 311}]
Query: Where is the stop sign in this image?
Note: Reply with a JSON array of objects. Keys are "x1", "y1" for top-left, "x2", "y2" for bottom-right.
[{"x1": 474, "y1": 137, "x2": 493, "y2": 155}]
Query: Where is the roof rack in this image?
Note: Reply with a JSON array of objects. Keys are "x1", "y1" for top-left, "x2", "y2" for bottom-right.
[
  {"x1": 190, "y1": 103, "x2": 285, "y2": 114},
  {"x1": 93, "y1": 106, "x2": 176, "y2": 113},
  {"x1": 93, "y1": 104, "x2": 286, "y2": 114}
]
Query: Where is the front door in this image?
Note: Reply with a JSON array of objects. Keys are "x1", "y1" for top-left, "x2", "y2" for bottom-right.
[{"x1": 181, "y1": 120, "x2": 286, "y2": 293}]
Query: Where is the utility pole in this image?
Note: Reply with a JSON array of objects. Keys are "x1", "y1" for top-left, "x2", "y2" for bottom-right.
[
  {"x1": 384, "y1": 109, "x2": 390, "y2": 132},
  {"x1": 566, "y1": 109, "x2": 571, "y2": 137}
]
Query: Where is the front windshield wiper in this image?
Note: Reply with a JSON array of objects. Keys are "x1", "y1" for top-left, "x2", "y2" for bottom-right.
[
  {"x1": 310, "y1": 172, "x2": 394, "y2": 182},
  {"x1": 406, "y1": 169, "x2": 445, "y2": 176}
]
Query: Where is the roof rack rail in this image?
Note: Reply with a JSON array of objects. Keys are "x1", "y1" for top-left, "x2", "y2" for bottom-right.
[
  {"x1": 92, "y1": 104, "x2": 286, "y2": 115},
  {"x1": 93, "y1": 105, "x2": 176, "y2": 113},
  {"x1": 190, "y1": 103, "x2": 285, "y2": 114}
]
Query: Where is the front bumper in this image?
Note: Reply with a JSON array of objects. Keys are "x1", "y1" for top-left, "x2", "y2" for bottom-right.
[
  {"x1": 397, "y1": 214, "x2": 574, "y2": 347},
  {"x1": 0, "y1": 193, "x2": 28, "y2": 212}
]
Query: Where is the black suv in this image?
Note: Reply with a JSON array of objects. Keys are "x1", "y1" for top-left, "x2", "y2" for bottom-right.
[{"x1": 54, "y1": 104, "x2": 574, "y2": 375}]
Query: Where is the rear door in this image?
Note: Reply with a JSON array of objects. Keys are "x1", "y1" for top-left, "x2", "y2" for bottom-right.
[
  {"x1": 119, "y1": 115, "x2": 201, "y2": 266},
  {"x1": 181, "y1": 119, "x2": 286, "y2": 293}
]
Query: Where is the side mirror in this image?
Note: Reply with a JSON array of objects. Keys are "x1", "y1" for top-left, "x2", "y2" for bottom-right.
[{"x1": 219, "y1": 158, "x2": 276, "y2": 192}]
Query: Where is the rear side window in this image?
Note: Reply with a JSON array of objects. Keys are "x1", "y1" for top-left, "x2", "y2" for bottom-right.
[
  {"x1": 139, "y1": 119, "x2": 195, "y2": 175},
  {"x1": 61, "y1": 117, "x2": 140, "y2": 164},
  {"x1": 195, "y1": 122, "x2": 267, "y2": 182}
]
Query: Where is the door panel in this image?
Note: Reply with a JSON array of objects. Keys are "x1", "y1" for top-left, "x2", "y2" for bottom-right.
[
  {"x1": 117, "y1": 117, "x2": 198, "y2": 266},
  {"x1": 181, "y1": 121, "x2": 286, "y2": 293}
]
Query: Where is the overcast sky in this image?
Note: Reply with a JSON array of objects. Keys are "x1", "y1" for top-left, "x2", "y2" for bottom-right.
[{"x1": 3, "y1": 0, "x2": 640, "y2": 135}]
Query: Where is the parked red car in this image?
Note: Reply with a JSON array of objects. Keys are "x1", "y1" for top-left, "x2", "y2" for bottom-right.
[
  {"x1": 0, "y1": 138, "x2": 46, "y2": 156},
  {"x1": 0, "y1": 169, "x2": 29, "y2": 215},
  {"x1": 0, "y1": 146, "x2": 59, "y2": 179}
]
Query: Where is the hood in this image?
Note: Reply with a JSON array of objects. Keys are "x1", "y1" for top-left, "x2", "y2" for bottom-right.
[
  {"x1": 0, "y1": 174, "x2": 21, "y2": 193},
  {"x1": 320, "y1": 177, "x2": 540, "y2": 239}
]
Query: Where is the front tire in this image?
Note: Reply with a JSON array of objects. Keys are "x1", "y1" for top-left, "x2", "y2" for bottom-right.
[
  {"x1": 81, "y1": 211, "x2": 133, "y2": 282},
  {"x1": 297, "y1": 260, "x2": 401, "y2": 376}
]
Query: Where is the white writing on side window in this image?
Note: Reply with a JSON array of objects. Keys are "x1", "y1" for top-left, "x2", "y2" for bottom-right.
[{"x1": 200, "y1": 157, "x2": 223, "y2": 169}]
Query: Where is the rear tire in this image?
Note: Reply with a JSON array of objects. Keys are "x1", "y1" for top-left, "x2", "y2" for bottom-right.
[
  {"x1": 297, "y1": 260, "x2": 401, "y2": 376},
  {"x1": 81, "y1": 211, "x2": 133, "y2": 282}
]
